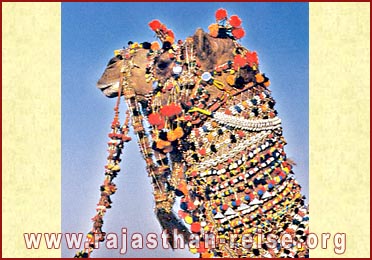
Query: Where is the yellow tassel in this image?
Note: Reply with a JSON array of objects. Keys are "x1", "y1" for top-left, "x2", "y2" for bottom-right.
[
  {"x1": 213, "y1": 79, "x2": 226, "y2": 91},
  {"x1": 188, "y1": 107, "x2": 212, "y2": 116}
]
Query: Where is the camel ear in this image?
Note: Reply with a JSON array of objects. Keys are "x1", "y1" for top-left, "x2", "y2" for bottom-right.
[{"x1": 193, "y1": 28, "x2": 213, "y2": 62}]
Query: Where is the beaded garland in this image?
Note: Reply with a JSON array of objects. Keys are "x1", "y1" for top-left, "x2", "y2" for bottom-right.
[{"x1": 78, "y1": 8, "x2": 309, "y2": 258}]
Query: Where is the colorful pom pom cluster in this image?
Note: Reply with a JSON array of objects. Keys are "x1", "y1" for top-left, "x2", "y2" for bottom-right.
[
  {"x1": 149, "y1": 19, "x2": 175, "y2": 44},
  {"x1": 209, "y1": 8, "x2": 246, "y2": 40},
  {"x1": 81, "y1": 8, "x2": 309, "y2": 258}
]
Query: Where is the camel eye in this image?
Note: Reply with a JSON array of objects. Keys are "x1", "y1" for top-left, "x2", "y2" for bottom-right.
[
  {"x1": 107, "y1": 56, "x2": 122, "y2": 66},
  {"x1": 107, "y1": 57, "x2": 117, "y2": 66},
  {"x1": 157, "y1": 61, "x2": 169, "y2": 70}
]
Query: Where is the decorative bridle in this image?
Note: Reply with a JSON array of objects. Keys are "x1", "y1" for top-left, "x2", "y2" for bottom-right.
[{"x1": 74, "y1": 9, "x2": 309, "y2": 258}]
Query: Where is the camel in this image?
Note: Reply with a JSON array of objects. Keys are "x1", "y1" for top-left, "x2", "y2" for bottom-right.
[{"x1": 91, "y1": 9, "x2": 309, "y2": 258}]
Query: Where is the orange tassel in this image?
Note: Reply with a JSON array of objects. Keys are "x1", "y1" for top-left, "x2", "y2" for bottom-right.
[
  {"x1": 151, "y1": 41, "x2": 160, "y2": 51},
  {"x1": 156, "y1": 140, "x2": 170, "y2": 149},
  {"x1": 264, "y1": 80, "x2": 270, "y2": 87},
  {"x1": 167, "y1": 127, "x2": 184, "y2": 141},
  {"x1": 255, "y1": 73, "x2": 265, "y2": 83}
]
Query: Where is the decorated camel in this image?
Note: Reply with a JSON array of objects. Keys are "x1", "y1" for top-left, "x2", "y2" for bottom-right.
[{"x1": 74, "y1": 9, "x2": 309, "y2": 258}]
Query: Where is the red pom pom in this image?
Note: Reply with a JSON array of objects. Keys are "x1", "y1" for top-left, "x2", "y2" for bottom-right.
[
  {"x1": 148, "y1": 20, "x2": 161, "y2": 31},
  {"x1": 148, "y1": 113, "x2": 164, "y2": 126},
  {"x1": 159, "y1": 24, "x2": 167, "y2": 33},
  {"x1": 191, "y1": 222, "x2": 201, "y2": 233},
  {"x1": 229, "y1": 15, "x2": 242, "y2": 27},
  {"x1": 167, "y1": 29, "x2": 175, "y2": 39},
  {"x1": 233, "y1": 54, "x2": 247, "y2": 70},
  {"x1": 232, "y1": 27, "x2": 245, "y2": 39},
  {"x1": 160, "y1": 103, "x2": 182, "y2": 117},
  {"x1": 246, "y1": 51, "x2": 259, "y2": 66},
  {"x1": 215, "y1": 8, "x2": 228, "y2": 20}
]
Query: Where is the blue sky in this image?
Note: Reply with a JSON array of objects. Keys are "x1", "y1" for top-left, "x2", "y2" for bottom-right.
[{"x1": 62, "y1": 2, "x2": 308, "y2": 257}]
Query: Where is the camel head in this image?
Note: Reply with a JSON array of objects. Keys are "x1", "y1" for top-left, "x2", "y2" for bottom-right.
[{"x1": 97, "y1": 28, "x2": 256, "y2": 102}]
